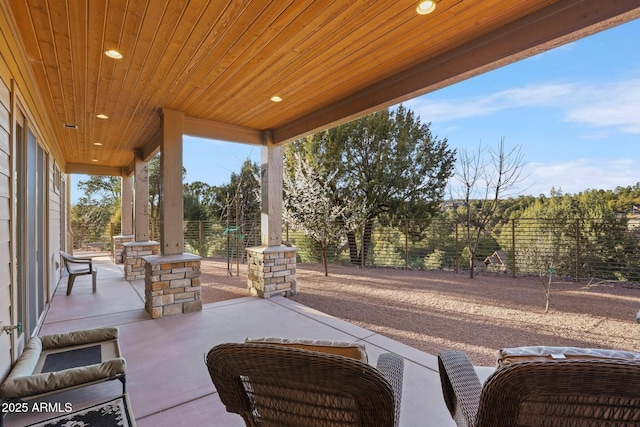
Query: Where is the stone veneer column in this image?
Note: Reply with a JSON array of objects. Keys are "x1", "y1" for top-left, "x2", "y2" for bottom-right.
[
  {"x1": 123, "y1": 241, "x2": 160, "y2": 280},
  {"x1": 143, "y1": 253, "x2": 202, "y2": 318},
  {"x1": 246, "y1": 246, "x2": 297, "y2": 298},
  {"x1": 112, "y1": 235, "x2": 134, "y2": 264}
]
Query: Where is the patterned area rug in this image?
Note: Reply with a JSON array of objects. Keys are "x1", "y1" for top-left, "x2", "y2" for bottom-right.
[{"x1": 26, "y1": 394, "x2": 135, "y2": 427}]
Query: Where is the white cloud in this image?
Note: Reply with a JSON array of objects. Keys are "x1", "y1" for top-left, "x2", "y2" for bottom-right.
[
  {"x1": 524, "y1": 158, "x2": 639, "y2": 196},
  {"x1": 406, "y1": 83, "x2": 574, "y2": 122},
  {"x1": 564, "y1": 79, "x2": 640, "y2": 133},
  {"x1": 408, "y1": 78, "x2": 640, "y2": 135}
]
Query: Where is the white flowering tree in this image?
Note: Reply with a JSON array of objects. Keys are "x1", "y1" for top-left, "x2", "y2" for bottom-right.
[{"x1": 284, "y1": 152, "x2": 361, "y2": 276}]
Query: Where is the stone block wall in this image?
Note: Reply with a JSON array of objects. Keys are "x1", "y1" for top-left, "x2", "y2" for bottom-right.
[
  {"x1": 246, "y1": 246, "x2": 297, "y2": 298},
  {"x1": 143, "y1": 253, "x2": 202, "y2": 319},
  {"x1": 123, "y1": 241, "x2": 160, "y2": 280},
  {"x1": 112, "y1": 235, "x2": 134, "y2": 264}
]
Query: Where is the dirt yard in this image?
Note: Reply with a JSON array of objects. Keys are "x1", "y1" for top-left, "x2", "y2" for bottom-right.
[{"x1": 200, "y1": 258, "x2": 640, "y2": 366}]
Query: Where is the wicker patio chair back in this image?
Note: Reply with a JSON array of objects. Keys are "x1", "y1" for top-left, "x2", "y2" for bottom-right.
[
  {"x1": 478, "y1": 359, "x2": 640, "y2": 426},
  {"x1": 206, "y1": 342, "x2": 397, "y2": 427},
  {"x1": 439, "y1": 350, "x2": 640, "y2": 427}
]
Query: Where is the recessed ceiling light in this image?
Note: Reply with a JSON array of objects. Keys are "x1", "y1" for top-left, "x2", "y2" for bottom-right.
[
  {"x1": 105, "y1": 50, "x2": 123, "y2": 59},
  {"x1": 93, "y1": 142, "x2": 103, "y2": 146},
  {"x1": 270, "y1": 95, "x2": 283, "y2": 102},
  {"x1": 96, "y1": 114, "x2": 109, "y2": 119},
  {"x1": 416, "y1": 0, "x2": 436, "y2": 14},
  {"x1": 92, "y1": 159, "x2": 98, "y2": 162}
]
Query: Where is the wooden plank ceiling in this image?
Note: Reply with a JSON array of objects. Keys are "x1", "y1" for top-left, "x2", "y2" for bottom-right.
[{"x1": 5, "y1": 0, "x2": 640, "y2": 175}]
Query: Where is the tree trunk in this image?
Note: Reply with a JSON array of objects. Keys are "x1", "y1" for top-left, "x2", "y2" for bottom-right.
[
  {"x1": 359, "y1": 219, "x2": 374, "y2": 266},
  {"x1": 469, "y1": 249, "x2": 475, "y2": 279},
  {"x1": 321, "y1": 245, "x2": 329, "y2": 276},
  {"x1": 347, "y1": 231, "x2": 359, "y2": 264}
]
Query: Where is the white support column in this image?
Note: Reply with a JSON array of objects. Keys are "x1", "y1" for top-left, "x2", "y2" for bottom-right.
[
  {"x1": 120, "y1": 151, "x2": 155, "y2": 267},
  {"x1": 246, "y1": 135, "x2": 296, "y2": 298},
  {"x1": 142, "y1": 109, "x2": 202, "y2": 318},
  {"x1": 260, "y1": 140, "x2": 283, "y2": 246},
  {"x1": 160, "y1": 108, "x2": 184, "y2": 255},
  {"x1": 134, "y1": 151, "x2": 149, "y2": 242},
  {"x1": 121, "y1": 175, "x2": 133, "y2": 235},
  {"x1": 113, "y1": 174, "x2": 135, "y2": 263}
]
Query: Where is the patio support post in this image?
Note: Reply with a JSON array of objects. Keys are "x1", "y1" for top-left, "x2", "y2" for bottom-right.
[
  {"x1": 261, "y1": 140, "x2": 283, "y2": 247},
  {"x1": 123, "y1": 150, "x2": 159, "y2": 278},
  {"x1": 121, "y1": 175, "x2": 133, "y2": 235},
  {"x1": 141, "y1": 109, "x2": 202, "y2": 318},
  {"x1": 158, "y1": 108, "x2": 185, "y2": 255},
  {"x1": 246, "y1": 135, "x2": 297, "y2": 298},
  {"x1": 113, "y1": 175, "x2": 135, "y2": 263},
  {"x1": 134, "y1": 150, "x2": 149, "y2": 242}
]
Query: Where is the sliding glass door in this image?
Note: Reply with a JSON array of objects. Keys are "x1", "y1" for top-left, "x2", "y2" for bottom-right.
[{"x1": 16, "y1": 119, "x2": 47, "y2": 337}]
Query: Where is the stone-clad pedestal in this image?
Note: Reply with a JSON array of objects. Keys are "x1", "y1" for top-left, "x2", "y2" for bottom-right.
[
  {"x1": 143, "y1": 253, "x2": 202, "y2": 319},
  {"x1": 123, "y1": 241, "x2": 160, "y2": 280},
  {"x1": 113, "y1": 235, "x2": 134, "y2": 264},
  {"x1": 246, "y1": 246, "x2": 297, "y2": 298}
]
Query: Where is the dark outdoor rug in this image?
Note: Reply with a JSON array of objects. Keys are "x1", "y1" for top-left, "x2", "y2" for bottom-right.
[
  {"x1": 41, "y1": 345, "x2": 102, "y2": 373},
  {"x1": 26, "y1": 394, "x2": 135, "y2": 427}
]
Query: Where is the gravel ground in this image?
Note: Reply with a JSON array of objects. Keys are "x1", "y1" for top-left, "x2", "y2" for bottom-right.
[{"x1": 200, "y1": 258, "x2": 640, "y2": 366}]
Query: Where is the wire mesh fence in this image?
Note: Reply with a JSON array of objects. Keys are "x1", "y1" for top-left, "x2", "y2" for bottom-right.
[{"x1": 99, "y1": 216, "x2": 640, "y2": 284}]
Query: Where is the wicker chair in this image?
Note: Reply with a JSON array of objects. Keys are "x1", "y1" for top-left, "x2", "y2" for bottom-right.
[
  {"x1": 206, "y1": 341, "x2": 404, "y2": 427},
  {"x1": 438, "y1": 348, "x2": 640, "y2": 427}
]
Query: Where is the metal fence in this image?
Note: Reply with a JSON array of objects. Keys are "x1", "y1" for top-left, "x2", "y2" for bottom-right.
[{"x1": 100, "y1": 216, "x2": 640, "y2": 283}]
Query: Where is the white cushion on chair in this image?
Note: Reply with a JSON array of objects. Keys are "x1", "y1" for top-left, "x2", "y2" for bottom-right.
[{"x1": 246, "y1": 337, "x2": 368, "y2": 363}]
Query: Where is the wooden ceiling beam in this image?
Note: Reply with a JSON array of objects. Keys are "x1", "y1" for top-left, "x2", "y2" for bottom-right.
[
  {"x1": 273, "y1": 0, "x2": 640, "y2": 145},
  {"x1": 136, "y1": 129, "x2": 161, "y2": 163},
  {"x1": 183, "y1": 115, "x2": 265, "y2": 146},
  {"x1": 65, "y1": 163, "x2": 129, "y2": 176}
]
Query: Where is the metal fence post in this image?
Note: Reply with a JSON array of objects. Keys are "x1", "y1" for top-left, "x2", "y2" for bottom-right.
[
  {"x1": 576, "y1": 218, "x2": 581, "y2": 282},
  {"x1": 199, "y1": 220, "x2": 205, "y2": 256},
  {"x1": 511, "y1": 218, "x2": 516, "y2": 278},
  {"x1": 455, "y1": 222, "x2": 459, "y2": 274},
  {"x1": 110, "y1": 222, "x2": 115, "y2": 258},
  {"x1": 404, "y1": 218, "x2": 409, "y2": 270}
]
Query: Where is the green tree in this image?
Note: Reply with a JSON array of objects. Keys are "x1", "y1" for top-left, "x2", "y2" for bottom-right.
[
  {"x1": 285, "y1": 105, "x2": 455, "y2": 266},
  {"x1": 148, "y1": 155, "x2": 161, "y2": 239},
  {"x1": 212, "y1": 159, "x2": 260, "y2": 224},
  {"x1": 148, "y1": 154, "x2": 187, "y2": 239},
  {"x1": 72, "y1": 175, "x2": 121, "y2": 248},
  {"x1": 211, "y1": 159, "x2": 261, "y2": 262},
  {"x1": 515, "y1": 187, "x2": 640, "y2": 281},
  {"x1": 183, "y1": 181, "x2": 216, "y2": 256},
  {"x1": 71, "y1": 197, "x2": 114, "y2": 249},
  {"x1": 77, "y1": 175, "x2": 121, "y2": 203}
]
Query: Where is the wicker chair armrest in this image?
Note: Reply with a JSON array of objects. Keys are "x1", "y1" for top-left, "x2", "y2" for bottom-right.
[
  {"x1": 376, "y1": 352, "x2": 404, "y2": 427},
  {"x1": 438, "y1": 350, "x2": 483, "y2": 427}
]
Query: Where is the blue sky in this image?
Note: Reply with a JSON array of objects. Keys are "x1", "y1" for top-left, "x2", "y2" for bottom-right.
[{"x1": 72, "y1": 18, "x2": 640, "y2": 202}]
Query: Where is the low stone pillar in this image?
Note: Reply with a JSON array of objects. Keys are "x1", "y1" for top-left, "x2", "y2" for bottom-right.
[
  {"x1": 143, "y1": 253, "x2": 202, "y2": 319},
  {"x1": 246, "y1": 246, "x2": 297, "y2": 298},
  {"x1": 123, "y1": 241, "x2": 160, "y2": 281},
  {"x1": 112, "y1": 235, "x2": 134, "y2": 264}
]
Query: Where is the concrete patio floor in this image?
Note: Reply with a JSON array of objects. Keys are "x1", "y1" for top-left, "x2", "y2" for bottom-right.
[{"x1": 4, "y1": 255, "x2": 491, "y2": 426}]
